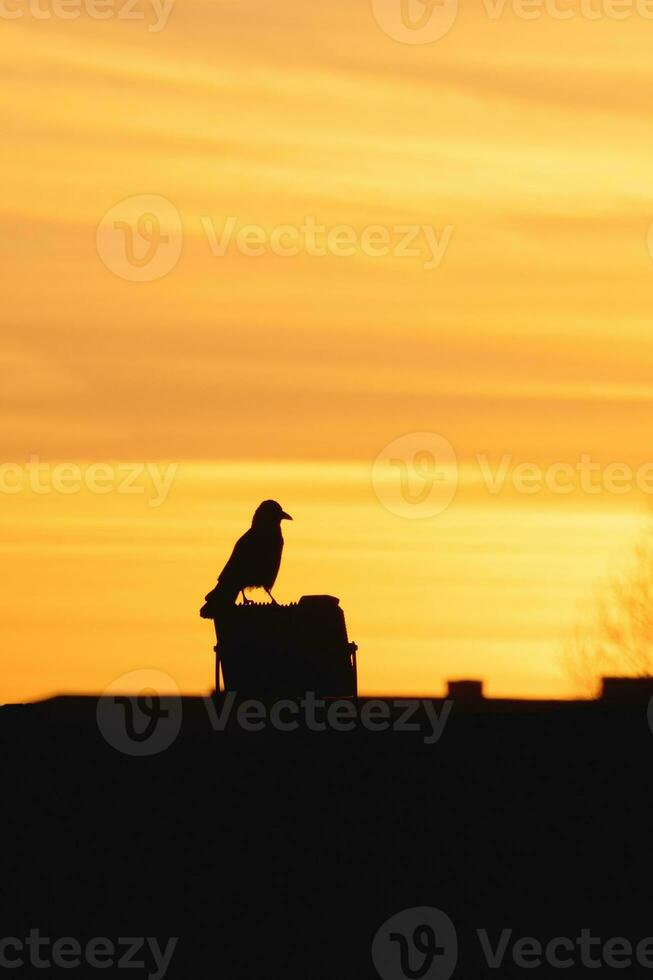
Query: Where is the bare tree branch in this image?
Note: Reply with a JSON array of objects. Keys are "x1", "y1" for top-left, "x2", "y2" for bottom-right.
[{"x1": 562, "y1": 519, "x2": 653, "y2": 696}]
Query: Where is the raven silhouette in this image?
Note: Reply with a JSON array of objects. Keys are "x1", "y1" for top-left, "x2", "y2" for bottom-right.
[{"x1": 207, "y1": 500, "x2": 292, "y2": 606}]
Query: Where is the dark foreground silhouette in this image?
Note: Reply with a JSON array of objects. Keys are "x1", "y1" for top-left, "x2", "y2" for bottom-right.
[{"x1": 2, "y1": 690, "x2": 652, "y2": 978}]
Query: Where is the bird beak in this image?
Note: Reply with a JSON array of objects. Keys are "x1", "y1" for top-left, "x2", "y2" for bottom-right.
[{"x1": 281, "y1": 511, "x2": 293, "y2": 520}]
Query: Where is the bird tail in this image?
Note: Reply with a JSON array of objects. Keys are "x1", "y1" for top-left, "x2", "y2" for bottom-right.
[{"x1": 200, "y1": 580, "x2": 239, "y2": 618}]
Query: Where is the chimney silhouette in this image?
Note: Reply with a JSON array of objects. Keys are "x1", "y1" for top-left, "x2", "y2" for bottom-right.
[
  {"x1": 447, "y1": 680, "x2": 484, "y2": 700},
  {"x1": 600, "y1": 676, "x2": 653, "y2": 704}
]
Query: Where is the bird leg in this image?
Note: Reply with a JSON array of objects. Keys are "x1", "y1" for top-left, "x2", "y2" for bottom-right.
[{"x1": 264, "y1": 589, "x2": 278, "y2": 605}]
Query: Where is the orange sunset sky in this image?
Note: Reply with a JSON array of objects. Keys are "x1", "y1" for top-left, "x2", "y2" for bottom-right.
[{"x1": 2, "y1": 0, "x2": 653, "y2": 702}]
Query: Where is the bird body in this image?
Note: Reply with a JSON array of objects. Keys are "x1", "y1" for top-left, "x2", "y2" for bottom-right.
[{"x1": 207, "y1": 500, "x2": 292, "y2": 607}]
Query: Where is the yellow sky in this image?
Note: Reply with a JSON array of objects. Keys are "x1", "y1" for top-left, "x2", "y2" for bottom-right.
[{"x1": 2, "y1": 1, "x2": 653, "y2": 702}]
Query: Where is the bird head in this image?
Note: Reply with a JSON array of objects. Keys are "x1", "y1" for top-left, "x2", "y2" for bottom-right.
[{"x1": 252, "y1": 500, "x2": 293, "y2": 527}]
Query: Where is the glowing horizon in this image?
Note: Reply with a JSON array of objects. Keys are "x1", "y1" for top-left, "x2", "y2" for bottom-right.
[{"x1": 2, "y1": 0, "x2": 653, "y2": 702}]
